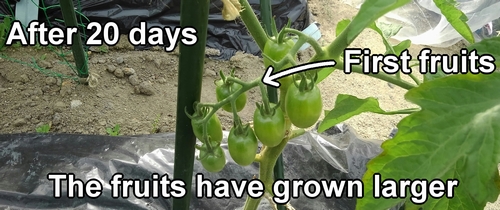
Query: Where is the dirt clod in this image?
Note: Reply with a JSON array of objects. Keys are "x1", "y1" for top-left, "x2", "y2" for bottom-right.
[
  {"x1": 123, "y1": 67, "x2": 136, "y2": 75},
  {"x1": 45, "y1": 77, "x2": 57, "y2": 85},
  {"x1": 115, "y1": 57, "x2": 124, "y2": 64},
  {"x1": 52, "y1": 113, "x2": 62, "y2": 126},
  {"x1": 107, "y1": 65, "x2": 116, "y2": 73},
  {"x1": 53, "y1": 101, "x2": 67, "y2": 113},
  {"x1": 114, "y1": 68, "x2": 125, "y2": 78},
  {"x1": 129, "y1": 74, "x2": 141, "y2": 86},
  {"x1": 138, "y1": 81, "x2": 155, "y2": 96},
  {"x1": 13, "y1": 118, "x2": 27, "y2": 127},
  {"x1": 38, "y1": 60, "x2": 52, "y2": 69},
  {"x1": 70, "y1": 100, "x2": 83, "y2": 108}
]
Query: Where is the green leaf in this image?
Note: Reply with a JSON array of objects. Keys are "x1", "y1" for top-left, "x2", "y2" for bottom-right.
[
  {"x1": 35, "y1": 124, "x2": 51, "y2": 133},
  {"x1": 368, "y1": 22, "x2": 410, "y2": 56},
  {"x1": 0, "y1": 16, "x2": 13, "y2": 50},
  {"x1": 317, "y1": 94, "x2": 418, "y2": 132},
  {"x1": 467, "y1": 36, "x2": 500, "y2": 67},
  {"x1": 388, "y1": 39, "x2": 411, "y2": 56},
  {"x1": 336, "y1": 19, "x2": 351, "y2": 36},
  {"x1": 433, "y1": 0, "x2": 474, "y2": 43},
  {"x1": 376, "y1": 21, "x2": 403, "y2": 38},
  {"x1": 358, "y1": 72, "x2": 500, "y2": 210},
  {"x1": 423, "y1": 66, "x2": 448, "y2": 83},
  {"x1": 343, "y1": 0, "x2": 412, "y2": 45},
  {"x1": 318, "y1": 0, "x2": 411, "y2": 84},
  {"x1": 316, "y1": 67, "x2": 335, "y2": 85},
  {"x1": 424, "y1": 37, "x2": 500, "y2": 83},
  {"x1": 106, "y1": 124, "x2": 120, "y2": 136}
]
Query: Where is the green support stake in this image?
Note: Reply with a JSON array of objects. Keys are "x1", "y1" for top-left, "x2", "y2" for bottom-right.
[
  {"x1": 259, "y1": 1, "x2": 286, "y2": 210},
  {"x1": 59, "y1": 0, "x2": 88, "y2": 78},
  {"x1": 172, "y1": 0, "x2": 210, "y2": 209},
  {"x1": 260, "y1": 0, "x2": 273, "y2": 38}
]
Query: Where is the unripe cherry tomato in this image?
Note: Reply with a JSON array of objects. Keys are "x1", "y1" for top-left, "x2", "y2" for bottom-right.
[
  {"x1": 263, "y1": 38, "x2": 296, "y2": 92},
  {"x1": 191, "y1": 114, "x2": 223, "y2": 144},
  {"x1": 227, "y1": 126, "x2": 258, "y2": 166},
  {"x1": 285, "y1": 82, "x2": 323, "y2": 128},
  {"x1": 215, "y1": 80, "x2": 247, "y2": 112},
  {"x1": 253, "y1": 103, "x2": 286, "y2": 147},
  {"x1": 199, "y1": 145, "x2": 226, "y2": 173}
]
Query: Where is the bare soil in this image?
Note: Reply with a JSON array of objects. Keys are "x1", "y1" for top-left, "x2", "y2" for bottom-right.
[{"x1": 0, "y1": 0, "x2": 465, "y2": 139}]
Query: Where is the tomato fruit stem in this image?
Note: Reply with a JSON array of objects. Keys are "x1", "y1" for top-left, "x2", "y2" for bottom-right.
[
  {"x1": 187, "y1": 106, "x2": 217, "y2": 151},
  {"x1": 194, "y1": 77, "x2": 260, "y2": 128},
  {"x1": 258, "y1": 82, "x2": 272, "y2": 115},
  {"x1": 216, "y1": 69, "x2": 248, "y2": 112},
  {"x1": 231, "y1": 99, "x2": 244, "y2": 134}
]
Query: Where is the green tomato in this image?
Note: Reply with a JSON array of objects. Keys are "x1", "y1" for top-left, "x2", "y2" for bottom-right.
[
  {"x1": 285, "y1": 83, "x2": 323, "y2": 128},
  {"x1": 227, "y1": 126, "x2": 258, "y2": 166},
  {"x1": 215, "y1": 80, "x2": 247, "y2": 112},
  {"x1": 191, "y1": 114, "x2": 223, "y2": 144},
  {"x1": 263, "y1": 38, "x2": 296, "y2": 92},
  {"x1": 253, "y1": 104, "x2": 286, "y2": 147},
  {"x1": 199, "y1": 145, "x2": 226, "y2": 173}
]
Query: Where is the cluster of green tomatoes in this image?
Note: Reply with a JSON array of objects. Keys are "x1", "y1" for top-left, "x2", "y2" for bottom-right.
[{"x1": 188, "y1": 38, "x2": 323, "y2": 173}]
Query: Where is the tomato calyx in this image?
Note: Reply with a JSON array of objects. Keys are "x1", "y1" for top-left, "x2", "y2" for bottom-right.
[
  {"x1": 215, "y1": 69, "x2": 247, "y2": 112},
  {"x1": 293, "y1": 71, "x2": 318, "y2": 92},
  {"x1": 198, "y1": 143, "x2": 226, "y2": 173},
  {"x1": 255, "y1": 100, "x2": 281, "y2": 118},
  {"x1": 231, "y1": 120, "x2": 249, "y2": 136},
  {"x1": 186, "y1": 103, "x2": 209, "y2": 141},
  {"x1": 196, "y1": 143, "x2": 209, "y2": 160},
  {"x1": 186, "y1": 103, "x2": 223, "y2": 149},
  {"x1": 262, "y1": 19, "x2": 296, "y2": 69},
  {"x1": 274, "y1": 18, "x2": 293, "y2": 46},
  {"x1": 195, "y1": 128, "x2": 223, "y2": 163}
]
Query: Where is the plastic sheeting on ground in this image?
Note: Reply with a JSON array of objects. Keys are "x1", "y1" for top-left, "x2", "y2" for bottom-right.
[
  {"x1": 343, "y1": 0, "x2": 500, "y2": 47},
  {"x1": 0, "y1": 0, "x2": 311, "y2": 60},
  {"x1": 0, "y1": 124, "x2": 404, "y2": 209}
]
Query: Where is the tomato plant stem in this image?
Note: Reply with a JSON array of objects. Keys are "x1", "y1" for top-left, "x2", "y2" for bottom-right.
[
  {"x1": 282, "y1": 28, "x2": 324, "y2": 56},
  {"x1": 408, "y1": 73, "x2": 422, "y2": 85},
  {"x1": 243, "y1": 128, "x2": 305, "y2": 210},
  {"x1": 309, "y1": 50, "x2": 417, "y2": 90},
  {"x1": 325, "y1": 26, "x2": 349, "y2": 60},
  {"x1": 335, "y1": 60, "x2": 417, "y2": 90}
]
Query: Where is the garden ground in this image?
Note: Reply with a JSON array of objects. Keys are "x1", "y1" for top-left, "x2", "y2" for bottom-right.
[{"x1": 1, "y1": 0, "x2": 498, "y2": 208}]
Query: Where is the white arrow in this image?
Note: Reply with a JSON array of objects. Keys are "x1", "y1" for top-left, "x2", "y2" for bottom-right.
[{"x1": 261, "y1": 60, "x2": 337, "y2": 88}]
